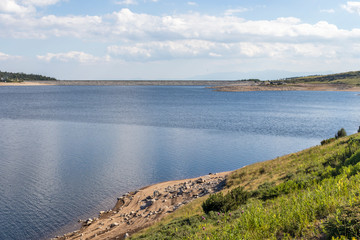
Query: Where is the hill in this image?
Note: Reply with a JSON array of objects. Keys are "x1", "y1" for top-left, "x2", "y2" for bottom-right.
[
  {"x1": 132, "y1": 131, "x2": 360, "y2": 239},
  {"x1": 213, "y1": 70, "x2": 360, "y2": 91},
  {"x1": 0, "y1": 71, "x2": 56, "y2": 82},
  {"x1": 282, "y1": 71, "x2": 360, "y2": 85}
]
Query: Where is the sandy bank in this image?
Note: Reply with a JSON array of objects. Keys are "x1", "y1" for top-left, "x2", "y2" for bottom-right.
[
  {"x1": 53, "y1": 171, "x2": 230, "y2": 240},
  {"x1": 0, "y1": 81, "x2": 56, "y2": 86}
]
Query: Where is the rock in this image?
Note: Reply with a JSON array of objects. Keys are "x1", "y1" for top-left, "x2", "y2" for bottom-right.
[
  {"x1": 140, "y1": 198, "x2": 155, "y2": 209},
  {"x1": 110, "y1": 222, "x2": 119, "y2": 228},
  {"x1": 196, "y1": 178, "x2": 205, "y2": 183},
  {"x1": 153, "y1": 190, "x2": 160, "y2": 197},
  {"x1": 124, "y1": 232, "x2": 130, "y2": 238},
  {"x1": 99, "y1": 211, "x2": 105, "y2": 215},
  {"x1": 85, "y1": 218, "x2": 93, "y2": 226}
]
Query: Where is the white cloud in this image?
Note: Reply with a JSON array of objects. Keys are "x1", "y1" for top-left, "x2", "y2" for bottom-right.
[
  {"x1": 224, "y1": 8, "x2": 249, "y2": 16},
  {"x1": 2, "y1": 8, "x2": 360, "y2": 65},
  {"x1": 0, "y1": 51, "x2": 21, "y2": 60},
  {"x1": 342, "y1": 1, "x2": 360, "y2": 14},
  {"x1": 107, "y1": 40, "x2": 339, "y2": 61},
  {"x1": 187, "y1": 2, "x2": 197, "y2": 6},
  {"x1": 0, "y1": 0, "x2": 33, "y2": 14},
  {"x1": 0, "y1": 0, "x2": 64, "y2": 15},
  {"x1": 1, "y1": 8, "x2": 358, "y2": 42},
  {"x1": 22, "y1": 0, "x2": 63, "y2": 7},
  {"x1": 115, "y1": 0, "x2": 137, "y2": 5},
  {"x1": 320, "y1": 9, "x2": 335, "y2": 13},
  {"x1": 37, "y1": 51, "x2": 109, "y2": 63}
]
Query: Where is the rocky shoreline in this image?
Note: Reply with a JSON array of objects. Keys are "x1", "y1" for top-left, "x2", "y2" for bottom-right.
[
  {"x1": 52, "y1": 172, "x2": 230, "y2": 240},
  {"x1": 211, "y1": 82, "x2": 360, "y2": 92}
]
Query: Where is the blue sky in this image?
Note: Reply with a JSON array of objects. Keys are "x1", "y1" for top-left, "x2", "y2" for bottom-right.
[{"x1": 1, "y1": 0, "x2": 360, "y2": 80}]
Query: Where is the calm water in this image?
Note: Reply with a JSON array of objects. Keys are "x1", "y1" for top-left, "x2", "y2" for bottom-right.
[{"x1": 0, "y1": 86, "x2": 359, "y2": 240}]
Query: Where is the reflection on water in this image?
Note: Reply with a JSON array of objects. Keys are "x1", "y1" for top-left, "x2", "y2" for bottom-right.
[{"x1": 0, "y1": 86, "x2": 359, "y2": 239}]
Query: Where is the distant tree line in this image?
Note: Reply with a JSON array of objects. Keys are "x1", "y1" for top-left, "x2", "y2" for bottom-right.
[{"x1": 0, "y1": 71, "x2": 57, "y2": 82}]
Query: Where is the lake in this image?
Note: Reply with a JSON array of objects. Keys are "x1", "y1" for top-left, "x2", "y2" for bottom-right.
[{"x1": 0, "y1": 86, "x2": 359, "y2": 239}]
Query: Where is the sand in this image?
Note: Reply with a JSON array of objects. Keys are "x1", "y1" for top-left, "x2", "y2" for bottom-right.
[
  {"x1": 0, "y1": 81, "x2": 56, "y2": 86},
  {"x1": 53, "y1": 171, "x2": 231, "y2": 240}
]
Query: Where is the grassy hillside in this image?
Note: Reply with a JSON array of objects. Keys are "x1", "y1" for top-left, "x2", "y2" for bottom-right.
[
  {"x1": 282, "y1": 71, "x2": 360, "y2": 85},
  {"x1": 132, "y1": 132, "x2": 360, "y2": 239},
  {"x1": 0, "y1": 71, "x2": 56, "y2": 82}
]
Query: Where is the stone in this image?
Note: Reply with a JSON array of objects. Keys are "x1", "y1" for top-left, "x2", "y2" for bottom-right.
[
  {"x1": 140, "y1": 198, "x2": 155, "y2": 209},
  {"x1": 196, "y1": 178, "x2": 205, "y2": 183},
  {"x1": 110, "y1": 222, "x2": 119, "y2": 228},
  {"x1": 124, "y1": 232, "x2": 130, "y2": 238},
  {"x1": 85, "y1": 218, "x2": 93, "y2": 225}
]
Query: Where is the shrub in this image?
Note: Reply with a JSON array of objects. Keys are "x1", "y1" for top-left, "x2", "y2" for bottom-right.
[
  {"x1": 259, "y1": 167, "x2": 266, "y2": 174},
  {"x1": 324, "y1": 204, "x2": 360, "y2": 239},
  {"x1": 223, "y1": 187, "x2": 250, "y2": 212},
  {"x1": 321, "y1": 137, "x2": 336, "y2": 145},
  {"x1": 202, "y1": 187, "x2": 249, "y2": 213},
  {"x1": 202, "y1": 192, "x2": 225, "y2": 214},
  {"x1": 335, "y1": 128, "x2": 347, "y2": 139}
]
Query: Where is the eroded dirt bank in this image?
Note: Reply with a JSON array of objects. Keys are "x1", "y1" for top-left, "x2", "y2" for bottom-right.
[{"x1": 53, "y1": 171, "x2": 230, "y2": 240}]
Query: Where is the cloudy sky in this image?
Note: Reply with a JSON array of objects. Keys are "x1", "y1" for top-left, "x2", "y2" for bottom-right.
[{"x1": 1, "y1": 0, "x2": 360, "y2": 80}]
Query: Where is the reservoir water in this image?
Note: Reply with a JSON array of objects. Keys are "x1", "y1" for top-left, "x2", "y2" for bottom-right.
[{"x1": 0, "y1": 86, "x2": 359, "y2": 239}]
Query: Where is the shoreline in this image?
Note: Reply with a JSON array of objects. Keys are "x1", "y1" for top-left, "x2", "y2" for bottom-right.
[
  {"x1": 211, "y1": 83, "x2": 360, "y2": 92},
  {"x1": 53, "y1": 171, "x2": 231, "y2": 240},
  {"x1": 1, "y1": 81, "x2": 360, "y2": 92},
  {"x1": 0, "y1": 80, "x2": 235, "y2": 87},
  {"x1": 0, "y1": 81, "x2": 57, "y2": 86}
]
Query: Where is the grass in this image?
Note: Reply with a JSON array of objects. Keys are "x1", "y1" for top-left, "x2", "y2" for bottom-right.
[
  {"x1": 131, "y1": 133, "x2": 360, "y2": 239},
  {"x1": 281, "y1": 71, "x2": 360, "y2": 85}
]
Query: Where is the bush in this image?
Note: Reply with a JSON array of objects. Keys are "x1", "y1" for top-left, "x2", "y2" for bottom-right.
[
  {"x1": 202, "y1": 192, "x2": 225, "y2": 214},
  {"x1": 202, "y1": 187, "x2": 249, "y2": 213},
  {"x1": 335, "y1": 128, "x2": 347, "y2": 139},
  {"x1": 324, "y1": 204, "x2": 360, "y2": 239},
  {"x1": 224, "y1": 187, "x2": 250, "y2": 212},
  {"x1": 321, "y1": 138, "x2": 336, "y2": 145}
]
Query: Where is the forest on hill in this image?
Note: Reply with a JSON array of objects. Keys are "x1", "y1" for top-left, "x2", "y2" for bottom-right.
[{"x1": 0, "y1": 71, "x2": 56, "y2": 82}]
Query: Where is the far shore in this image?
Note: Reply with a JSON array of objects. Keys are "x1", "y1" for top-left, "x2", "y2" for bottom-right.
[
  {"x1": 1, "y1": 81, "x2": 360, "y2": 92},
  {"x1": 211, "y1": 82, "x2": 360, "y2": 92},
  {"x1": 53, "y1": 171, "x2": 231, "y2": 240},
  {"x1": 0, "y1": 80, "x2": 236, "y2": 86}
]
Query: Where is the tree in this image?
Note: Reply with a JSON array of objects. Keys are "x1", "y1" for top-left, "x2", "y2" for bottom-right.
[
  {"x1": 335, "y1": 128, "x2": 347, "y2": 139},
  {"x1": 358, "y1": 126, "x2": 360, "y2": 133}
]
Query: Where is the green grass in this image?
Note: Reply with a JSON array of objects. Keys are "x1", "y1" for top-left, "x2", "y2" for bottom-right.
[
  {"x1": 131, "y1": 133, "x2": 360, "y2": 240},
  {"x1": 281, "y1": 71, "x2": 360, "y2": 85}
]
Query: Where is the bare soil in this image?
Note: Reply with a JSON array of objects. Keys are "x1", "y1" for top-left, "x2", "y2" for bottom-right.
[{"x1": 53, "y1": 171, "x2": 230, "y2": 240}]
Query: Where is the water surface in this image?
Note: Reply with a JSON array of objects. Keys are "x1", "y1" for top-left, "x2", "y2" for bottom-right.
[{"x1": 0, "y1": 86, "x2": 359, "y2": 239}]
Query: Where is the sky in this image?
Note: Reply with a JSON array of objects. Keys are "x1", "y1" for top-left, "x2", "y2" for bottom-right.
[{"x1": 1, "y1": 0, "x2": 360, "y2": 80}]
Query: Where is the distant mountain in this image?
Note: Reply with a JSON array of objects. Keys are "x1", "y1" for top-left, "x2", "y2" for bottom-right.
[{"x1": 0, "y1": 71, "x2": 56, "y2": 82}]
